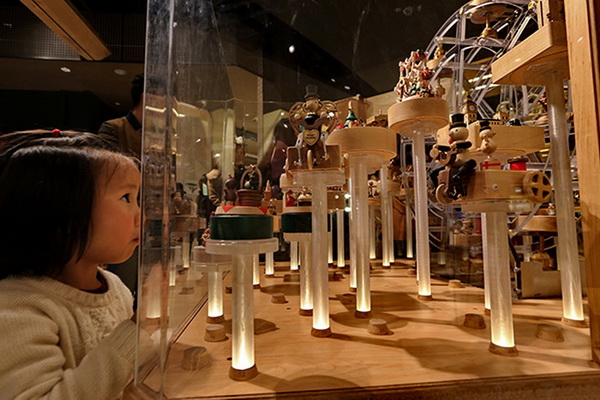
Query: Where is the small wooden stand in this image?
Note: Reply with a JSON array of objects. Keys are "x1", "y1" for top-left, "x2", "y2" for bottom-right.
[
  {"x1": 389, "y1": 97, "x2": 449, "y2": 300},
  {"x1": 328, "y1": 127, "x2": 397, "y2": 318}
]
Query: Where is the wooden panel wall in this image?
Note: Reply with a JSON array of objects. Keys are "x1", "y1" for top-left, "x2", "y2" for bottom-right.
[{"x1": 565, "y1": 0, "x2": 600, "y2": 364}]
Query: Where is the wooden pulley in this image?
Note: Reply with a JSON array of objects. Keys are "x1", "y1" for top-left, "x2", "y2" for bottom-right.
[{"x1": 523, "y1": 171, "x2": 552, "y2": 203}]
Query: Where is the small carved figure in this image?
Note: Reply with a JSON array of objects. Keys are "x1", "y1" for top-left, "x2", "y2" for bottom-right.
[
  {"x1": 430, "y1": 113, "x2": 477, "y2": 203},
  {"x1": 285, "y1": 189, "x2": 296, "y2": 207},
  {"x1": 344, "y1": 101, "x2": 362, "y2": 128},
  {"x1": 297, "y1": 187, "x2": 312, "y2": 206},
  {"x1": 288, "y1": 85, "x2": 338, "y2": 168},
  {"x1": 478, "y1": 120, "x2": 501, "y2": 170},
  {"x1": 460, "y1": 95, "x2": 478, "y2": 125},
  {"x1": 394, "y1": 49, "x2": 442, "y2": 101}
]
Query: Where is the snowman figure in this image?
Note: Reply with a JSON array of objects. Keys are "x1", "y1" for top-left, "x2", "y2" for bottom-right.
[{"x1": 430, "y1": 113, "x2": 477, "y2": 203}]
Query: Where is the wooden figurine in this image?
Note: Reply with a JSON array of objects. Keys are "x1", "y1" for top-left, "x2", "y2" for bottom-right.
[
  {"x1": 460, "y1": 95, "x2": 478, "y2": 125},
  {"x1": 287, "y1": 84, "x2": 340, "y2": 170},
  {"x1": 430, "y1": 113, "x2": 477, "y2": 204},
  {"x1": 478, "y1": 120, "x2": 502, "y2": 170}
]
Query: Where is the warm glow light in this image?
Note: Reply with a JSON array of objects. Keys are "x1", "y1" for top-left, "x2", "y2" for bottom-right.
[
  {"x1": 252, "y1": 254, "x2": 260, "y2": 286},
  {"x1": 290, "y1": 241, "x2": 299, "y2": 270}
]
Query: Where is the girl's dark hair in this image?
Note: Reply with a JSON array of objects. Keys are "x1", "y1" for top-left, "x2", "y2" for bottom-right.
[{"x1": 0, "y1": 130, "x2": 134, "y2": 280}]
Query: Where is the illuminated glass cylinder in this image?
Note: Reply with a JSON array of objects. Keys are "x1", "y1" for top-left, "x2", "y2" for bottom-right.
[
  {"x1": 299, "y1": 235, "x2": 313, "y2": 313},
  {"x1": 290, "y1": 241, "x2": 299, "y2": 271},
  {"x1": 412, "y1": 134, "x2": 432, "y2": 298},
  {"x1": 295, "y1": 170, "x2": 345, "y2": 335},
  {"x1": 336, "y1": 209, "x2": 345, "y2": 267},
  {"x1": 252, "y1": 253, "x2": 260, "y2": 287},
  {"x1": 369, "y1": 205, "x2": 376, "y2": 259},
  {"x1": 380, "y1": 167, "x2": 391, "y2": 267},
  {"x1": 348, "y1": 154, "x2": 371, "y2": 315},
  {"x1": 182, "y1": 236, "x2": 191, "y2": 269},
  {"x1": 328, "y1": 213, "x2": 333, "y2": 264},
  {"x1": 207, "y1": 266, "x2": 224, "y2": 319},
  {"x1": 348, "y1": 179, "x2": 357, "y2": 290},
  {"x1": 231, "y1": 253, "x2": 254, "y2": 370},
  {"x1": 481, "y1": 216, "x2": 491, "y2": 310},
  {"x1": 386, "y1": 194, "x2": 395, "y2": 265},
  {"x1": 484, "y1": 211, "x2": 516, "y2": 349},
  {"x1": 406, "y1": 204, "x2": 414, "y2": 258},
  {"x1": 265, "y1": 252, "x2": 274, "y2": 276},
  {"x1": 545, "y1": 71, "x2": 585, "y2": 323}
]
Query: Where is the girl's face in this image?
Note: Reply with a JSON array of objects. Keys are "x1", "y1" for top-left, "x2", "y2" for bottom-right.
[{"x1": 84, "y1": 158, "x2": 141, "y2": 266}]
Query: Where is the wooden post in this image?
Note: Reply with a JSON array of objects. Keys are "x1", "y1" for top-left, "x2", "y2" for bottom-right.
[{"x1": 564, "y1": 0, "x2": 600, "y2": 364}]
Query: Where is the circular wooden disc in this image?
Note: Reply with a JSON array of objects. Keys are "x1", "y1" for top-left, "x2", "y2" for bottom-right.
[
  {"x1": 229, "y1": 365, "x2": 258, "y2": 381},
  {"x1": 355, "y1": 310, "x2": 372, "y2": 319},
  {"x1": 327, "y1": 127, "x2": 397, "y2": 160},
  {"x1": 388, "y1": 97, "x2": 449, "y2": 137},
  {"x1": 488, "y1": 342, "x2": 519, "y2": 357},
  {"x1": 311, "y1": 327, "x2": 333, "y2": 338}
]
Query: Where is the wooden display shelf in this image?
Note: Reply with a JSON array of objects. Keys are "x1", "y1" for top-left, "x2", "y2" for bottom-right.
[
  {"x1": 134, "y1": 261, "x2": 598, "y2": 399},
  {"x1": 436, "y1": 121, "x2": 546, "y2": 161},
  {"x1": 491, "y1": 20, "x2": 568, "y2": 86}
]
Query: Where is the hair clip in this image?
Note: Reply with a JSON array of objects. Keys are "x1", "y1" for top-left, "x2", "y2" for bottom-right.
[{"x1": 51, "y1": 129, "x2": 61, "y2": 138}]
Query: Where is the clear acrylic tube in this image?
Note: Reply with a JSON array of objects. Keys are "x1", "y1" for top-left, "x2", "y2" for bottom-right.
[
  {"x1": 328, "y1": 213, "x2": 333, "y2": 264},
  {"x1": 369, "y1": 205, "x2": 376, "y2": 259},
  {"x1": 207, "y1": 266, "x2": 223, "y2": 319},
  {"x1": 182, "y1": 235, "x2": 190, "y2": 269},
  {"x1": 380, "y1": 167, "x2": 391, "y2": 267},
  {"x1": 349, "y1": 154, "x2": 371, "y2": 314},
  {"x1": 545, "y1": 71, "x2": 585, "y2": 322},
  {"x1": 349, "y1": 178, "x2": 357, "y2": 289},
  {"x1": 406, "y1": 203, "x2": 414, "y2": 258},
  {"x1": 290, "y1": 241, "x2": 299, "y2": 271},
  {"x1": 336, "y1": 209, "x2": 345, "y2": 267},
  {"x1": 299, "y1": 236, "x2": 313, "y2": 312},
  {"x1": 265, "y1": 252, "x2": 274, "y2": 276},
  {"x1": 295, "y1": 170, "x2": 345, "y2": 333},
  {"x1": 252, "y1": 253, "x2": 260, "y2": 286},
  {"x1": 484, "y1": 211, "x2": 515, "y2": 348},
  {"x1": 311, "y1": 181, "x2": 330, "y2": 330},
  {"x1": 231, "y1": 254, "x2": 254, "y2": 370},
  {"x1": 413, "y1": 134, "x2": 431, "y2": 297},
  {"x1": 387, "y1": 194, "x2": 395, "y2": 264},
  {"x1": 481, "y1": 214, "x2": 491, "y2": 310}
]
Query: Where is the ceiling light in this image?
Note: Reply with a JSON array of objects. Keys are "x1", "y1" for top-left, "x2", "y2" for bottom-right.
[
  {"x1": 114, "y1": 68, "x2": 127, "y2": 76},
  {"x1": 344, "y1": 85, "x2": 351, "y2": 90},
  {"x1": 20, "y1": 0, "x2": 111, "y2": 61},
  {"x1": 115, "y1": 102, "x2": 120, "y2": 106},
  {"x1": 331, "y1": 78, "x2": 336, "y2": 83},
  {"x1": 288, "y1": 45, "x2": 295, "y2": 53},
  {"x1": 60, "y1": 66, "x2": 71, "y2": 73}
]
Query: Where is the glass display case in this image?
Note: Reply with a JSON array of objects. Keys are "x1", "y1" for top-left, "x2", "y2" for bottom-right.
[{"x1": 128, "y1": 0, "x2": 600, "y2": 399}]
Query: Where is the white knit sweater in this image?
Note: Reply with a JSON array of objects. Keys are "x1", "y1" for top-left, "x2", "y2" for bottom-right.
[{"x1": 0, "y1": 269, "x2": 136, "y2": 400}]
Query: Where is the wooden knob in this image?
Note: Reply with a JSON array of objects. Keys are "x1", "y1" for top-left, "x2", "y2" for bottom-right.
[
  {"x1": 181, "y1": 346, "x2": 209, "y2": 370},
  {"x1": 463, "y1": 313, "x2": 486, "y2": 329},
  {"x1": 368, "y1": 318, "x2": 391, "y2": 335},
  {"x1": 204, "y1": 324, "x2": 227, "y2": 342}
]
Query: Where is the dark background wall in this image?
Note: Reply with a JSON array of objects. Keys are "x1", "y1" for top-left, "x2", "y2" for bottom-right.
[{"x1": 0, "y1": 90, "x2": 119, "y2": 134}]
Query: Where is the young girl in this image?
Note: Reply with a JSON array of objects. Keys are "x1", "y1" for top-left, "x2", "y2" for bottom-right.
[{"x1": 0, "y1": 130, "x2": 141, "y2": 399}]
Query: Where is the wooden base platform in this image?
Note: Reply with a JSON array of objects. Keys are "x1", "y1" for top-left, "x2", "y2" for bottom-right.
[{"x1": 135, "y1": 260, "x2": 599, "y2": 399}]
